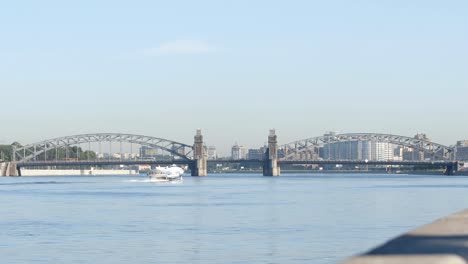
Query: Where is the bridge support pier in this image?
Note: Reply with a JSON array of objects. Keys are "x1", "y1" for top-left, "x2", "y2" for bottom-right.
[
  {"x1": 191, "y1": 129, "x2": 207, "y2": 176},
  {"x1": 1, "y1": 162, "x2": 20, "y2": 176},
  {"x1": 444, "y1": 162, "x2": 458, "y2": 176},
  {"x1": 263, "y1": 129, "x2": 280, "y2": 176},
  {"x1": 0, "y1": 162, "x2": 6, "y2": 176}
]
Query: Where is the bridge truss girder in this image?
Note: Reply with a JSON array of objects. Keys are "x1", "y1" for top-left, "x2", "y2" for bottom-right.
[
  {"x1": 13, "y1": 133, "x2": 193, "y2": 162},
  {"x1": 279, "y1": 133, "x2": 454, "y2": 161}
]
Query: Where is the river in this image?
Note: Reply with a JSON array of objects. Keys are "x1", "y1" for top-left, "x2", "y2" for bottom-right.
[{"x1": 1, "y1": 173, "x2": 468, "y2": 264}]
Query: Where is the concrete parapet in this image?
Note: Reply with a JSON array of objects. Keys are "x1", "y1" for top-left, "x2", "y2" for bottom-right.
[
  {"x1": 342, "y1": 209, "x2": 468, "y2": 264},
  {"x1": 344, "y1": 255, "x2": 466, "y2": 264}
]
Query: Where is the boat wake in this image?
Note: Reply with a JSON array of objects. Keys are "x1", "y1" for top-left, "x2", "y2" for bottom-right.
[{"x1": 125, "y1": 179, "x2": 183, "y2": 184}]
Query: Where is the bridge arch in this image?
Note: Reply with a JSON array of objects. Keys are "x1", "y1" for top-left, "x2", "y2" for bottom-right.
[
  {"x1": 13, "y1": 133, "x2": 193, "y2": 162},
  {"x1": 279, "y1": 133, "x2": 454, "y2": 160}
]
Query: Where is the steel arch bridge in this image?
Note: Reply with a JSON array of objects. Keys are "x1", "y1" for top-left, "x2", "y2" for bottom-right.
[
  {"x1": 13, "y1": 133, "x2": 193, "y2": 162},
  {"x1": 279, "y1": 133, "x2": 454, "y2": 161}
]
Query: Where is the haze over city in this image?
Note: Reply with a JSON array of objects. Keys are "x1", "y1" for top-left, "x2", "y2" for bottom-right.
[{"x1": 1, "y1": 0, "x2": 467, "y2": 155}]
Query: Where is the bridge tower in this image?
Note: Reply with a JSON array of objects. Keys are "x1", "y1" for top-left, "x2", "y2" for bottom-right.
[
  {"x1": 263, "y1": 129, "x2": 280, "y2": 176},
  {"x1": 191, "y1": 129, "x2": 207, "y2": 176}
]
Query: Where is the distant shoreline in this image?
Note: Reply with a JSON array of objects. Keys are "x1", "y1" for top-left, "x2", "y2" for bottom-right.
[
  {"x1": 212, "y1": 170, "x2": 468, "y2": 176},
  {"x1": 9, "y1": 169, "x2": 468, "y2": 177},
  {"x1": 19, "y1": 169, "x2": 138, "y2": 176}
]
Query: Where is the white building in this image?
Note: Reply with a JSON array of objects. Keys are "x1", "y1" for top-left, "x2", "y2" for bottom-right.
[
  {"x1": 206, "y1": 146, "x2": 217, "y2": 160},
  {"x1": 323, "y1": 141, "x2": 397, "y2": 161},
  {"x1": 456, "y1": 140, "x2": 468, "y2": 161},
  {"x1": 231, "y1": 143, "x2": 248, "y2": 160}
]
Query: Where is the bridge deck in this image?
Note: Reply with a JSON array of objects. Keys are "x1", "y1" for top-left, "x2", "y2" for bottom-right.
[{"x1": 17, "y1": 159, "x2": 457, "y2": 167}]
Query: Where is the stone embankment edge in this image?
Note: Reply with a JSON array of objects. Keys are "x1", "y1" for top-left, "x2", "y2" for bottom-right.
[{"x1": 342, "y1": 209, "x2": 468, "y2": 264}]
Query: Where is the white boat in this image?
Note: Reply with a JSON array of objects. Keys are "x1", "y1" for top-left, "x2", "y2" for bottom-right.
[{"x1": 148, "y1": 165, "x2": 184, "y2": 182}]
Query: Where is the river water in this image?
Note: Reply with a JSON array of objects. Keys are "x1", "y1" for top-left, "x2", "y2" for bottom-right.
[{"x1": 1, "y1": 173, "x2": 468, "y2": 264}]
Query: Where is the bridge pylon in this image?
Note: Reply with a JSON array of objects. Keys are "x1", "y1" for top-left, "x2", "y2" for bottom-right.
[
  {"x1": 263, "y1": 129, "x2": 280, "y2": 176},
  {"x1": 191, "y1": 129, "x2": 207, "y2": 176}
]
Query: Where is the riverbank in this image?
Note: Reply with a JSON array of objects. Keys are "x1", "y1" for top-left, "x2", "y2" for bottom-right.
[
  {"x1": 212, "y1": 170, "x2": 468, "y2": 176},
  {"x1": 20, "y1": 169, "x2": 138, "y2": 176},
  {"x1": 12, "y1": 169, "x2": 468, "y2": 176}
]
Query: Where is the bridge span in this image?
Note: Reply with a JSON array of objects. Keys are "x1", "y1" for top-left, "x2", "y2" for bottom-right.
[
  {"x1": 1, "y1": 130, "x2": 459, "y2": 176},
  {"x1": 3, "y1": 130, "x2": 208, "y2": 177}
]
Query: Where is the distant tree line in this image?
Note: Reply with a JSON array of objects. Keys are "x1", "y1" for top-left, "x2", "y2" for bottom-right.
[
  {"x1": 0, "y1": 142, "x2": 21, "y2": 161},
  {"x1": 0, "y1": 143, "x2": 96, "y2": 162}
]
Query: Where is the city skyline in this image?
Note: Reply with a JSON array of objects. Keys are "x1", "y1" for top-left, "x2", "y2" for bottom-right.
[{"x1": 1, "y1": 0, "x2": 467, "y2": 155}]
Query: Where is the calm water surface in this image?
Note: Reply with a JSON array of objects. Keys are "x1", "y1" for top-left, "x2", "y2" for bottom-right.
[{"x1": 1, "y1": 173, "x2": 468, "y2": 264}]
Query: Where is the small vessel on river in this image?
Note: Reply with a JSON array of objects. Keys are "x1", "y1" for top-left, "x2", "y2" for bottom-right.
[{"x1": 148, "y1": 165, "x2": 184, "y2": 182}]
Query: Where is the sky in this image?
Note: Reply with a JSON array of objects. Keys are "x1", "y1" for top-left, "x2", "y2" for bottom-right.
[{"x1": 0, "y1": 0, "x2": 467, "y2": 155}]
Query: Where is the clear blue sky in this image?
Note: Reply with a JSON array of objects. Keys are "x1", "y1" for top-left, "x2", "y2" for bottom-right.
[{"x1": 1, "y1": 0, "x2": 467, "y2": 155}]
